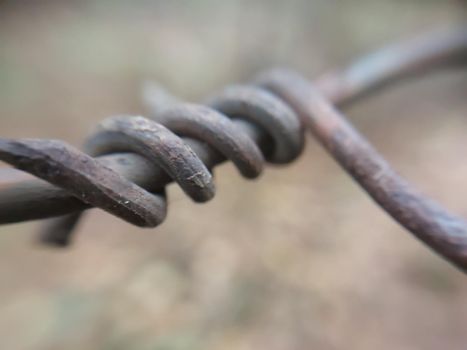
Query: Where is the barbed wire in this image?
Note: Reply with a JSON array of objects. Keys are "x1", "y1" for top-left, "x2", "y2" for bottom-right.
[{"x1": 0, "y1": 27, "x2": 466, "y2": 272}]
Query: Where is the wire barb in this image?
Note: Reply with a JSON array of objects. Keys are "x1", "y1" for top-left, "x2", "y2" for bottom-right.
[
  {"x1": 0, "y1": 27, "x2": 466, "y2": 272},
  {"x1": 0, "y1": 84, "x2": 305, "y2": 245}
]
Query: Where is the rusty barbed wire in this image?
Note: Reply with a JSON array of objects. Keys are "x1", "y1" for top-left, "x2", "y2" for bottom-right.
[
  {"x1": 0, "y1": 27, "x2": 466, "y2": 272},
  {"x1": 4, "y1": 84, "x2": 305, "y2": 245}
]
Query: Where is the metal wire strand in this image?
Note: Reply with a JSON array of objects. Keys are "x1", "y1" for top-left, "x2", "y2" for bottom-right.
[
  {"x1": 0, "y1": 84, "x2": 304, "y2": 245},
  {"x1": 258, "y1": 67, "x2": 467, "y2": 273},
  {"x1": 0, "y1": 27, "x2": 466, "y2": 271}
]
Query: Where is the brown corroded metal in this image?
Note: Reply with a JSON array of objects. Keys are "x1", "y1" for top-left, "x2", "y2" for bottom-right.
[
  {"x1": 258, "y1": 67, "x2": 467, "y2": 273},
  {"x1": 0, "y1": 85, "x2": 304, "y2": 245},
  {"x1": 0, "y1": 27, "x2": 466, "y2": 272}
]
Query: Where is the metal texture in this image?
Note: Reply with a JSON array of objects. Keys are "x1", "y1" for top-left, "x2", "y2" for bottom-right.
[
  {"x1": 0, "y1": 27, "x2": 466, "y2": 272},
  {"x1": 0, "y1": 85, "x2": 305, "y2": 245}
]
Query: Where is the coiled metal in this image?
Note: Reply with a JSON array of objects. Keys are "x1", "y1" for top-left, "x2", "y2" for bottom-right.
[
  {"x1": 0, "y1": 84, "x2": 305, "y2": 245},
  {"x1": 0, "y1": 27, "x2": 466, "y2": 273}
]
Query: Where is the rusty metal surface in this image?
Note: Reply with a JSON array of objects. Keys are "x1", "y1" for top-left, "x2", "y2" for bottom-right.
[
  {"x1": 0, "y1": 27, "x2": 466, "y2": 272},
  {"x1": 258, "y1": 68, "x2": 467, "y2": 273}
]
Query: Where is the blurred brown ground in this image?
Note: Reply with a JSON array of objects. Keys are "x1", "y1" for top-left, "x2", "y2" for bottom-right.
[{"x1": 0, "y1": 1, "x2": 466, "y2": 349}]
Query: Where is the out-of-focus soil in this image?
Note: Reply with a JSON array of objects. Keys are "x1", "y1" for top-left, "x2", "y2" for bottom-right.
[{"x1": 0, "y1": 1, "x2": 466, "y2": 349}]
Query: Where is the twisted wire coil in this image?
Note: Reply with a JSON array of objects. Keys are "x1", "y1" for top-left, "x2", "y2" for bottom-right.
[
  {"x1": 0, "y1": 27, "x2": 466, "y2": 273},
  {"x1": 0, "y1": 84, "x2": 305, "y2": 244}
]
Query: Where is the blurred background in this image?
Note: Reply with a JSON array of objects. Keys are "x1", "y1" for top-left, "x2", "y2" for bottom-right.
[{"x1": 0, "y1": 1, "x2": 466, "y2": 349}]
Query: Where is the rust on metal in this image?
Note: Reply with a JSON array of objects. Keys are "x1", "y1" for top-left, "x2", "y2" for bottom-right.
[{"x1": 0, "y1": 27, "x2": 466, "y2": 272}]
